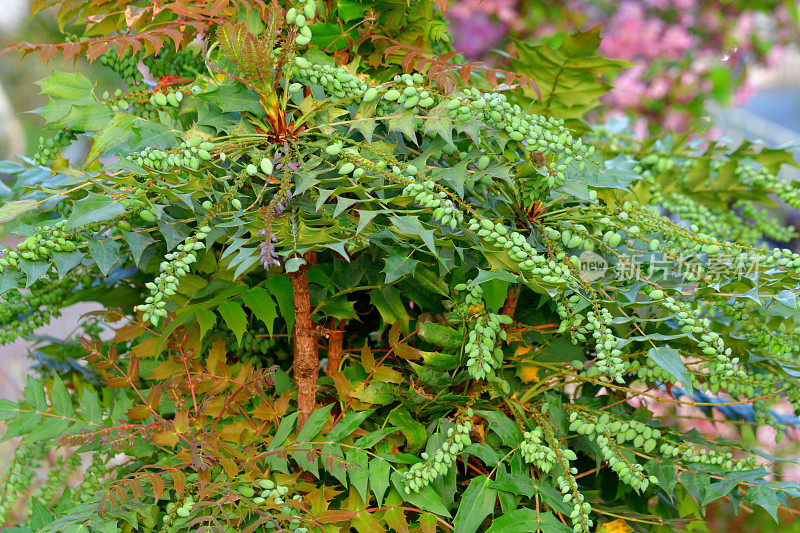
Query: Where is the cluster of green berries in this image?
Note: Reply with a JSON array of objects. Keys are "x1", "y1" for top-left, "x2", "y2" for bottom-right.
[
  {"x1": 653, "y1": 190, "x2": 763, "y2": 246},
  {"x1": 469, "y1": 218, "x2": 571, "y2": 283},
  {"x1": 736, "y1": 200, "x2": 797, "y2": 243},
  {"x1": 237, "y1": 479, "x2": 307, "y2": 532},
  {"x1": 0, "y1": 442, "x2": 45, "y2": 527},
  {"x1": 402, "y1": 410, "x2": 473, "y2": 494},
  {"x1": 3, "y1": 220, "x2": 79, "y2": 266},
  {"x1": 32, "y1": 129, "x2": 76, "y2": 165},
  {"x1": 529, "y1": 413, "x2": 593, "y2": 533},
  {"x1": 127, "y1": 136, "x2": 214, "y2": 172},
  {"x1": 163, "y1": 496, "x2": 195, "y2": 523},
  {"x1": 440, "y1": 89, "x2": 592, "y2": 186},
  {"x1": 135, "y1": 227, "x2": 209, "y2": 325},
  {"x1": 736, "y1": 163, "x2": 800, "y2": 209},
  {"x1": 37, "y1": 454, "x2": 81, "y2": 504},
  {"x1": 547, "y1": 224, "x2": 600, "y2": 253},
  {"x1": 569, "y1": 412, "x2": 661, "y2": 452},
  {"x1": 99, "y1": 48, "x2": 142, "y2": 86},
  {"x1": 454, "y1": 281, "x2": 484, "y2": 308},
  {"x1": 520, "y1": 426, "x2": 559, "y2": 472},
  {"x1": 557, "y1": 473, "x2": 593, "y2": 533},
  {"x1": 569, "y1": 411, "x2": 658, "y2": 492},
  {"x1": 238, "y1": 327, "x2": 278, "y2": 363},
  {"x1": 583, "y1": 308, "x2": 625, "y2": 381},
  {"x1": 291, "y1": 57, "x2": 368, "y2": 104},
  {"x1": 464, "y1": 312, "x2": 511, "y2": 382},
  {"x1": 245, "y1": 155, "x2": 274, "y2": 177},
  {"x1": 400, "y1": 175, "x2": 464, "y2": 230},
  {"x1": 659, "y1": 441, "x2": 755, "y2": 470},
  {"x1": 286, "y1": 0, "x2": 316, "y2": 47},
  {"x1": 380, "y1": 72, "x2": 438, "y2": 110},
  {"x1": 149, "y1": 88, "x2": 191, "y2": 109},
  {"x1": 0, "y1": 279, "x2": 78, "y2": 344},
  {"x1": 291, "y1": 57, "x2": 591, "y2": 193},
  {"x1": 665, "y1": 297, "x2": 744, "y2": 380},
  {"x1": 100, "y1": 88, "x2": 132, "y2": 113},
  {"x1": 74, "y1": 454, "x2": 108, "y2": 503}
]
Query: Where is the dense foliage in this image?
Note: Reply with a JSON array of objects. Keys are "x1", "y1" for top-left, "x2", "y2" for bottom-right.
[
  {"x1": 1, "y1": 1, "x2": 800, "y2": 532},
  {"x1": 448, "y1": 0, "x2": 798, "y2": 132}
]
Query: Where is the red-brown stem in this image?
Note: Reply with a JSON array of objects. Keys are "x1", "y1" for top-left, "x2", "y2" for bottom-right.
[
  {"x1": 326, "y1": 319, "x2": 345, "y2": 377},
  {"x1": 291, "y1": 254, "x2": 319, "y2": 428},
  {"x1": 501, "y1": 285, "x2": 521, "y2": 322}
]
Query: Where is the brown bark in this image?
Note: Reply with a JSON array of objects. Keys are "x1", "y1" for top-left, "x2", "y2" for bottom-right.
[
  {"x1": 501, "y1": 285, "x2": 521, "y2": 322},
  {"x1": 326, "y1": 319, "x2": 345, "y2": 377},
  {"x1": 290, "y1": 256, "x2": 318, "y2": 428}
]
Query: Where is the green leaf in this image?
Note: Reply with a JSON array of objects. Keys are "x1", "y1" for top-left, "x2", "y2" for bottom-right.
[
  {"x1": 157, "y1": 219, "x2": 192, "y2": 251},
  {"x1": 79, "y1": 389, "x2": 102, "y2": 425},
  {"x1": 87, "y1": 239, "x2": 122, "y2": 276},
  {"x1": 24, "y1": 378, "x2": 47, "y2": 411},
  {"x1": 240, "y1": 288, "x2": 278, "y2": 335},
  {"x1": 218, "y1": 301, "x2": 248, "y2": 345},
  {"x1": 0, "y1": 199, "x2": 37, "y2": 223},
  {"x1": 746, "y1": 485, "x2": 783, "y2": 522},
  {"x1": 327, "y1": 410, "x2": 373, "y2": 442},
  {"x1": 485, "y1": 508, "x2": 540, "y2": 532},
  {"x1": 347, "y1": 448, "x2": 370, "y2": 501},
  {"x1": 369, "y1": 457, "x2": 391, "y2": 506},
  {"x1": 387, "y1": 408, "x2": 427, "y2": 453},
  {"x1": 491, "y1": 472, "x2": 536, "y2": 497},
  {"x1": 66, "y1": 192, "x2": 125, "y2": 230},
  {"x1": 452, "y1": 475, "x2": 497, "y2": 533},
  {"x1": 536, "y1": 512, "x2": 572, "y2": 532},
  {"x1": 122, "y1": 231, "x2": 156, "y2": 267},
  {"x1": 199, "y1": 84, "x2": 262, "y2": 114},
  {"x1": 702, "y1": 479, "x2": 738, "y2": 506},
  {"x1": 647, "y1": 347, "x2": 693, "y2": 392},
  {"x1": 383, "y1": 253, "x2": 418, "y2": 283},
  {"x1": 265, "y1": 275, "x2": 295, "y2": 332},
  {"x1": 390, "y1": 216, "x2": 436, "y2": 254},
  {"x1": 477, "y1": 410, "x2": 523, "y2": 447},
  {"x1": 37, "y1": 71, "x2": 93, "y2": 100},
  {"x1": 52, "y1": 250, "x2": 85, "y2": 280},
  {"x1": 85, "y1": 113, "x2": 137, "y2": 163},
  {"x1": 19, "y1": 259, "x2": 51, "y2": 288},
  {"x1": 296, "y1": 403, "x2": 334, "y2": 442},
  {"x1": 50, "y1": 374, "x2": 75, "y2": 418},
  {"x1": 0, "y1": 399, "x2": 18, "y2": 420}
]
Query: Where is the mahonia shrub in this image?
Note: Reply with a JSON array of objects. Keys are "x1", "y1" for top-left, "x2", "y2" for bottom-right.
[{"x1": 1, "y1": 1, "x2": 800, "y2": 532}]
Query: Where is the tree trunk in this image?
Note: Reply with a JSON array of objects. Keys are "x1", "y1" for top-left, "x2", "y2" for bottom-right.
[
  {"x1": 290, "y1": 257, "x2": 318, "y2": 428},
  {"x1": 326, "y1": 319, "x2": 345, "y2": 377}
]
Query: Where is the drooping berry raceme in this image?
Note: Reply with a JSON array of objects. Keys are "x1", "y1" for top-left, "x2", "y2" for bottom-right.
[
  {"x1": 402, "y1": 410, "x2": 473, "y2": 494},
  {"x1": 135, "y1": 227, "x2": 209, "y2": 325},
  {"x1": 527, "y1": 411, "x2": 593, "y2": 533}
]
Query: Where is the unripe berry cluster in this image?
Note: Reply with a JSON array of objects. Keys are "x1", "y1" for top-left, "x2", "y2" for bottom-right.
[
  {"x1": 238, "y1": 479, "x2": 307, "y2": 532},
  {"x1": 568, "y1": 411, "x2": 658, "y2": 492},
  {"x1": 520, "y1": 426, "x2": 558, "y2": 472},
  {"x1": 127, "y1": 137, "x2": 215, "y2": 172},
  {"x1": 74, "y1": 454, "x2": 108, "y2": 503},
  {"x1": 149, "y1": 90, "x2": 185, "y2": 109},
  {"x1": 453, "y1": 281, "x2": 483, "y2": 309},
  {"x1": 0, "y1": 279, "x2": 78, "y2": 344},
  {"x1": 32, "y1": 130, "x2": 76, "y2": 165},
  {"x1": 135, "y1": 227, "x2": 209, "y2": 325},
  {"x1": 402, "y1": 410, "x2": 473, "y2": 494},
  {"x1": 464, "y1": 312, "x2": 511, "y2": 381},
  {"x1": 0, "y1": 442, "x2": 45, "y2": 527},
  {"x1": 286, "y1": 0, "x2": 316, "y2": 47}
]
